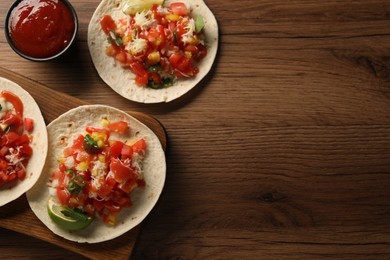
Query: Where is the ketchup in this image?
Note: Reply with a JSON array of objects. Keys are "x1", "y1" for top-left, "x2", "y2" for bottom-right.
[{"x1": 8, "y1": 0, "x2": 76, "y2": 59}]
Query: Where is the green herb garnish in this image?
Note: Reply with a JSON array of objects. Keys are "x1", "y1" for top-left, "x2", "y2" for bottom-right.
[
  {"x1": 109, "y1": 30, "x2": 123, "y2": 47},
  {"x1": 61, "y1": 207, "x2": 89, "y2": 222},
  {"x1": 162, "y1": 77, "x2": 173, "y2": 87},
  {"x1": 83, "y1": 134, "x2": 100, "y2": 154},
  {"x1": 195, "y1": 15, "x2": 205, "y2": 33}
]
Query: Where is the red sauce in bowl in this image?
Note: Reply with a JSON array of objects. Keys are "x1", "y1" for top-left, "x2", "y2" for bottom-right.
[{"x1": 7, "y1": 0, "x2": 76, "y2": 60}]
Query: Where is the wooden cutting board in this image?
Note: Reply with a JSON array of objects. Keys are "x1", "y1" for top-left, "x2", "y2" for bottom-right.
[{"x1": 0, "y1": 67, "x2": 167, "y2": 259}]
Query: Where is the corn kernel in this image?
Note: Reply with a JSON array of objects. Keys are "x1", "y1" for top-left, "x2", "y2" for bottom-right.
[
  {"x1": 92, "y1": 132, "x2": 107, "y2": 142},
  {"x1": 147, "y1": 51, "x2": 161, "y2": 64},
  {"x1": 165, "y1": 14, "x2": 180, "y2": 21},
  {"x1": 97, "y1": 140, "x2": 105, "y2": 148},
  {"x1": 184, "y1": 51, "x2": 192, "y2": 59},
  {"x1": 101, "y1": 118, "x2": 110, "y2": 127},
  {"x1": 98, "y1": 155, "x2": 106, "y2": 163},
  {"x1": 77, "y1": 162, "x2": 88, "y2": 172},
  {"x1": 106, "y1": 213, "x2": 117, "y2": 225}
]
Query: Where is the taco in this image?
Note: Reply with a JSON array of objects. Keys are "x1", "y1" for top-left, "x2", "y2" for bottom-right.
[
  {"x1": 27, "y1": 105, "x2": 166, "y2": 243},
  {"x1": 0, "y1": 77, "x2": 48, "y2": 206},
  {"x1": 88, "y1": 0, "x2": 218, "y2": 103}
]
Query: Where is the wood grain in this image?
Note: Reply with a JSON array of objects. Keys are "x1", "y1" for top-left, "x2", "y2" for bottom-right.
[
  {"x1": 0, "y1": 67, "x2": 167, "y2": 259},
  {"x1": 0, "y1": 0, "x2": 390, "y2": 259}
]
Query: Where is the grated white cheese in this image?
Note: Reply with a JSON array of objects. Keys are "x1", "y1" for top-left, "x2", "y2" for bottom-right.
[
  {"x1": 132, "y1": 152, "x2": 144, "y2": 175},
  {"x1": 90, "y1": 160, "x2": 107, "y2": 190},
  {"x1": 156, "y1": 5, "x2": 167, "y2": 15},
  {"x1": 51, "y1": 179, "x2": 59, "y2": 188},
  {"x1": 5, "y1": 146, "x2": 24, "y2": 166},
  {"x1": 181, "y1": 18, "x2": 196, "y2": 44},
  {"x1": 64, "y1": 156, "x2": 75, "y2": 169},
  {"x1": 126, "y1": 38, "x2": 148, "y2": 56},
  {"x1": 134, "y1": 10, "x2": 155, "y2": 30}
]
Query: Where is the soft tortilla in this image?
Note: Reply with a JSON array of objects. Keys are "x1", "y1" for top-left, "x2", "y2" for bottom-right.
[
  {"x1": 88, "y1": 0, "x2": 219, "y2": 103},
  {"x1": 26, "y1": 105, "x2": 166, "y2": 243},
  {"x1": 0, "y1": 77, "x2": 48, "y2": 207}
]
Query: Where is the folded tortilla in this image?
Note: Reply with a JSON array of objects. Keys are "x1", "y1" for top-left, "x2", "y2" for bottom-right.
[
  {"x1": 0, "y1": 77, "x2": 48, "y2": 207},
  {"x1": 88, "y1": 0, "x2": 219, "y2": 103},
  {"x1": 26, "y1": 105, "x2": 166, "y2": 243}
]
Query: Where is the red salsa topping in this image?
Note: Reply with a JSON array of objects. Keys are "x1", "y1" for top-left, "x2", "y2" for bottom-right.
[
  {"x1": 8, "y1": 0, "x2": 76, "y2": 59},
  {"x1": 0, "y1": 90, "x2": 34, "y2": 187},
  {"x1": 50, "y1": 120, "x2": 146, "y2": 225},
  {"x1": 100, "y1": 2, "x2": 207, "y2": 89}
]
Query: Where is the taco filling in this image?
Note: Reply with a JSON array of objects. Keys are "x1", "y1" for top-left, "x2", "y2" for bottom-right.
[
  {"x1": 0, "y1": 90, "x2": 34, "y2": 188},
  {"x1": 100, "y1": 1, "x2": 207, "y2": 89},
  {"x1": 49, "y1": 118, "x2": 146, "y2": 229}
]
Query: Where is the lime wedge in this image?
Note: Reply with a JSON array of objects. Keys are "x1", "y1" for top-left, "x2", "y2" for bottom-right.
[
  {"x1": 122, "y1": 0, "x2": 164, "y2": 15},
  {"x1": 47, "y1": 198, "x2": 93, "y2": 231}
]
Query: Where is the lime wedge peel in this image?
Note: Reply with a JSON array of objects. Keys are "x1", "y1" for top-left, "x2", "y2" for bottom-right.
[
  {"x1": 47, "y1": 198, "x2": 94, "y2": 231},
  {"x1": 122, "y1": 0, "x2": 164, "y2": 15}
]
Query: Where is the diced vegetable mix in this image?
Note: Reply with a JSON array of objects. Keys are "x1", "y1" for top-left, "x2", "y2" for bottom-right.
[
  {"x1": 0, "y1": 90, "x2": 34, "y2": 188},
  {"x1": 50, "y1": 119, "x2": 146, "y2": 226},
  {"x1": 101, "y1": 1, "x2": 207, "y2": 89}
]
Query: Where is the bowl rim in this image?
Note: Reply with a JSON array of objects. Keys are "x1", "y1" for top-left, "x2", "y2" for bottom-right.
[{"x1": 4, "y1": 0, "x2": 79, "y2": 62}]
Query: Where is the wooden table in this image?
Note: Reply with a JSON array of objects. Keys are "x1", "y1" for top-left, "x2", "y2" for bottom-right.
[{"x1": 1, "y1": 0, "x2": 390, "y2": 259}]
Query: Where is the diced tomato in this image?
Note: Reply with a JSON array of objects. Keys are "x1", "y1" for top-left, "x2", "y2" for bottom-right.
[
  {"x1": 110, "y1": 158, "x2": 133, "y2": 183},
  {"x1": 72, "y1": 134, "x2": 85, "y2": 150},
  {"x1": 109, "y1": 141, "x2": 124, "y2": 158},
  {"x1": 130, "y1": 61, "x2": 147, "y2": 76},
  {"x1": 194, "y1": 43, "x2": 207, "y2": 62},
  {"x1": 52, "y1": 170, "x2": 66, "y2": 188},
  {"x1": 100, "y1": 15, "x2": 117, "y2": 34},
  {"x1": 149, "y1": 72, "x2": 162, "y2": 86},
  {"x1": 20, "y1": 144, "x2": 33, "y2": 156},
  {"x1": 104, "y1": 201, "x2": 122, "y2": 213},
  {"x1": 115, "y1": 51, "x2": 127, "y2": 63},
  {"x1": 169, "y1": 52, "x2": 183, "y2": 68},
  {"x1": 137, "y1": 179, "x2": 146, "y2": 188},
  {"x1": 0, "y1": 171, "x2": 6, "y2": 183},
  {"x1": 0, "y1": 159, "x2": 8, "y2": 170},
  {"x1": 121, "y1": 144, "x2": 133, "y2": 159},
  {"x1": 1, "y1": 131, "x2": 20, "y2": 146},
  {"x1": 77, "y1": 151, "x2": 90, "y2": 162},
  {"x1": 59, "y1": 163, "x2": 68, "y2": 174},
  {"x1": 184, "y1": 44, "x2": 198, "y2": 53},
  {"x1": 118, "y1": 177, "x2": 137, "y2": 193},
  {"x1": 132, "y1": 138, "x2": 146, "y2": 153},
  {"x1": 176, "y1": 56, "x2": 191, "y2": 72},
  {"x1": 8, "y1": 173, "x2": 17, "y2": 182},
  {"x1": 63, "y1": 147, "x2": 74, "y2": 157},
  {"x1": 108, "y1": 121, "x2": 128, "y2": 134},
  {"x1": 16, "y1": 134, "x2": 30, "y2": 145},
  {"x1": 23, "y1": 118, "x2": 34, "y2": 132},
  {"x1": 16, "y1": 169, "x2": 26, "y2": 180},
  {"x1": 135, "y1": 73, "x2": 149, "y2": 86},
  {"x1": 97, "y1": 175, "x2": 116, "y2": 198},
  {"x1": 85, "y1": 127, "x2": 110, "y2": 138},
  {"x1": 150, "y1": 4, "x2": 163, "y2": 23},
  {"x1": 105, "y1": 45, "x2": 118, "y2": 57},
  {"x1": 56, "y1": 188, "x2": 71, "y2": 205},
  {"x1": 1, "y1": 90, "x2": 23, "y2": 117},
  {"x1": 112, "y1": 192, "x2": 130, "y2": 206},
  {"x1": 79, "y1": 170, "x2": 91, "y2": 182},
  {"x1": 0, "y1": 146, "x2": 8, "y2": 157},
  {"x1": 2, "y1": 112, "x2": 22, "y2": 127},
  {"x1": 148, "y1": 25, "x2": 166, "y2": 48},
  {"x1": 169, "y1": 2, "x2": 189, "y2": 16}
]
